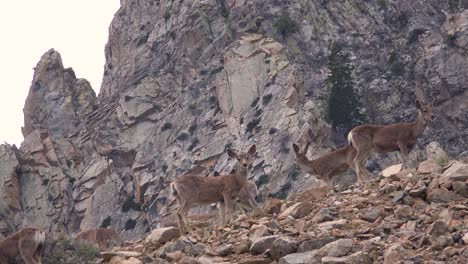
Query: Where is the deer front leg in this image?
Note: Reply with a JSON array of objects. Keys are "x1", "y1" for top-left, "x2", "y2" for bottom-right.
[
  {"x1": 397, "y1": 141, "x2": 410, "y2": 169},
  {"x1": 222, "y1": 192, "x2": 234, "y2": 225},
  {"x1": 219, "y1": 201, "x2": 226, "y2": 225}
]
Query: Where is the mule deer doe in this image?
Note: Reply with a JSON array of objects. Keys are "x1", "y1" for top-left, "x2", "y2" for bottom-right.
[
  {"x1": 0, "y1": 227, "x2": 45, "y2": 264},
  {"x1": 348, "y1": 99, "x2": 435, "y2": 183},
  {"x1": 293, "y1": 129, "x2": 356, "y2": 188},
  {"x1": 170, "y1": 144, "x2": 257, "y2": 233}
]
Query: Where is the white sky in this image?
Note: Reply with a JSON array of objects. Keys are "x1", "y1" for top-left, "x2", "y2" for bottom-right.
[{"x1": 0, "y1": 0, "x2": 120, "y2": 146}]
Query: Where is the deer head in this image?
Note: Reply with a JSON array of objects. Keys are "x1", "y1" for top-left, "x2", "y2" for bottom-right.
[
  {"x1": 292, "y1": 129, "x2": 313, "y2": 163},
  {"x1": 416, "y1": 99, "x2": 435, "y2": 124},
  {"x1": 227, "y1": 144, "x2": 257, "y2": 170}
]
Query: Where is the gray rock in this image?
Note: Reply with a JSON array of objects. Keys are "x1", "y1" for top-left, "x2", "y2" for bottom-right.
[
  {"x1": 250, "y1": 235, "x2": 280, "y2": 255},
  {"x1": 145, "y1": 227, "x2": 180, "y2": 245},
  {"x1": 270, "y1": 236, "x2": 298, "y2": 260},
  {"x1": 297, "y1": 237, "x2": 338, "y2": 253}
]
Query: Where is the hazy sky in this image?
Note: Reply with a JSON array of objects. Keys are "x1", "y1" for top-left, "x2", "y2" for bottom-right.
[{"x1": 0, "y1": 0, "x2": 120, "y2": 146}]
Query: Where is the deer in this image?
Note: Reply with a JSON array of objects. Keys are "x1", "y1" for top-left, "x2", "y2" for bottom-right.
[
  {"x1": 292, "y1": 129, "x2": 356, "y2": 188},
  {"x1": 76, "y1": 228, "x2": 121, "y2": 250},
  {"x1": 347, "y1": 99, "x2": 435, "y2": 183},
  {"x1": 215, "y1": 169, "x2": 259, "y2": 213},
  {"x1": 0, "y1": 227, "x2": 46, "y2": 264},
  {"x1": 170, "y1": 144, "x2": 257, "y2": 233}
]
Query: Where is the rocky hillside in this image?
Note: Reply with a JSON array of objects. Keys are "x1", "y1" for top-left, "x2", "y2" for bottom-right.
[
  {"x1": 1, "y1": 0, "x2": 468, "y2": 240},
  {"x1": 96, "y1": 160, "x2": 468, "y2": 264}
]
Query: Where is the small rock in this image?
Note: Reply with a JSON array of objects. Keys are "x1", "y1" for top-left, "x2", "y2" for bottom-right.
[
  {"x1": 279, "y1": 202, "x2": 313, "y2": 219},
  {"x1": 383, "y1": 243, "x2": 407, "y2": 264},
  {"x1": 312, "y1": 208, "x2": 337, "y2": 223},
  {"x1": 418, "y1": 160, "x2": 442, "y2": 174},
  {"x1": 382, "y1": 164, "x2": 402, "y2": 177},
  {"x1": 297, "y1": 237, "x2": 337, "y2": 252},
  {"x1": 250, "y1": 225, "x2": 269, "y2": 241},
  {"x1": 463, "y1": 232, "x2": 468, "y2": 244},
  {"x1": 392, "y1": 191, "x2": 405, "y2": 204},
  {"x1": 270, "y1": 236, "x2": 298, "y2": 260},
  {"x1": 263, "y1": 198, "x2": 283, "y2": 214},
  {"x1": 278, "y1": 252, "x2": 317, "y2": 264},
  {"x1": 317, "y1": 219, "x2": 347, "y2": 230},
  {"x1": 179, "y1": 256, "x2": 200, "y2": 264},
  {"x1": 451, "y1": 181, "x2": 468, "y2": 197},
  {"x1": 426, "y1": 188, "x2": 465, "y2": 203},
  {"x1": 395, "y1": 205, "x2": 413, "y2": 219},
  {"x1": 441, "y1": 161, "x2": 468, "y2": 182},
  {"x1": 250, "y1": 235, "x2": 280, "y2": 255},
  {"x1": 362, "y1": 207, "x2": 385, "y2": 222},
  {"x1": 215, "y1": 244, "x2": 233, "y2": 256},
  {"x1": 145, "y1": 227, "x2": 180, "y2": 245},
  {"x1": 427, "y1": 220, "x2": 450, "y2": 237},
  {"x1": 238, "y1": 256, "x2": 272, "y2": 264},
  {"x1": 322, "y1": 251, "x2": 372, "y2": 264},
  {"x1": 316, "y1": 239, "x2": 353, "y2": 257},
  {"x1": 165, "y1": 250, "x2": 184, "y2": 262}
]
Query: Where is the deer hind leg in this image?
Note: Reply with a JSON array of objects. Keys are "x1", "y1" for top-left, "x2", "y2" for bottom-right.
[
  {"x1": 19, "y1": 238, "x2": 38, "y2": 264},
  {"x1": 397, "y1": 141, "x2": 410, "y2": 169},
  {"x1": 176, "y1": 200, "x2": 191, "y2": 233},
  {"x1": 354, "y1": 150, "x2": 371, "y2": 184}
]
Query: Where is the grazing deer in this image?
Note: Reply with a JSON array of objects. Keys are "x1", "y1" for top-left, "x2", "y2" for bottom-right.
[
  {"x1": 76, "y1": 228, "x2": 121, "y2": 250},
  {"x1": 0, "y1": 227, "x2": 45, "y2": 264},
  {"x1": 170, "y1": 144, "x2": 257, "y2": 233},
  {"x1": 292, "y1": 129, "x2": 356, "y2": 187},
  {"x1": 347, "y1": 99, "x2": 435, "y2": 183}
]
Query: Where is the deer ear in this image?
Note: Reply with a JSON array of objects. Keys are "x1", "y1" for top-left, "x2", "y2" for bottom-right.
[
  {"x1": 292, "y1": 143, "x2": 300, "y2": 154},
  {"x1": 227, "y1": 148, "x2": 238, "y2": 159},
  {"x1": 415, "y1": 99, "x2": 422, "y2": 109},
  {"x1": 248, "y1": 144, "x2": 257, "y2": 156}
]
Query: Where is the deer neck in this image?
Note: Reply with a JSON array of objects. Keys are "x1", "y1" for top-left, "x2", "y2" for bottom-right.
[
  {"x1": 411, "y1": 111, "x2": 427, "y2": 138},
  {"x1": 234, "y1": 164, "x2": 248, "y2": 182}
]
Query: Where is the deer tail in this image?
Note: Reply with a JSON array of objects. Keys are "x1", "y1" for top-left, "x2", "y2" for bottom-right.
[
  {"x1": 170, "y1": 182, "x2": 177, "y2": 196},
  {"x1": 347, "y1": 131, "x2": 353, "y2": 147}
]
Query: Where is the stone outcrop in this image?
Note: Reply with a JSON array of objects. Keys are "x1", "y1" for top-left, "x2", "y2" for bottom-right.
[{"x1": 1, "y1": 0, "x2": 468, "y2": 242}]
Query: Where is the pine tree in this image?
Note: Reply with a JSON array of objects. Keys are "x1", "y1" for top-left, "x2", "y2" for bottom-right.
[{"x1": 326, "y1": 43, "x2": 366, "y2": 136}]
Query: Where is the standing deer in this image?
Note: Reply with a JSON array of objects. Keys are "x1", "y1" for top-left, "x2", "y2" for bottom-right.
[
  {"x1": 0, "y1": 227, "x2": 45, "y2": 264},
  {"x1": 170, "y1": 144, "x2": 257, "y2": 233},
  {"x1": 293, "y1": 129, "x2": 356, "y2": 187},
  {"x1": 347, "y1": 99, "x2": 435, "y2": 183}
]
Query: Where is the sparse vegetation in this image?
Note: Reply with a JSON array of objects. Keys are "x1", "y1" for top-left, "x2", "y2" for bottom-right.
[
  {"x1": 262, "y1": 94, "x2": 273, "y2": 106},
  {"x1": 176, "y1": 132, "x2": 189, "y2": 141},
  {"x1": 161, "y1": 122, "x2": 173, "y2": 132},
  {"x1": 42, "y1": 238, "x2": 100, "y2": 264},
  {"x1": 279, "y1": 134, "x2": 291, "y2": 154},
  {"x1": 255, "y1": 174, "x2": 270, "y2": 187},
  {"x1": 189, "y1": 123, "x2": 198, "y2": 134},
  {"x1": 101, "y1": 216, "x2": 112, "y2": 228},
  {"x1": 388, "y1": 52, "x2": 405, "y2": 76},
  {"x1": 42, "y1": 179, "x2": 49, "y2": 186},
  {"x1": 122, "y1": 196, "x2": 141, "y2": 213},
  {"x1": 287, "y1": 164, "x2": 301, "y2": 180},
  {"x1": 269, "y1": 127, "x2": 278, "y2": 134},
  {"x1": 246, "y1": 118, "x2": 261, "y2": 134},
  {"x1": 436, "y1": 154, "x2": 450, "y2": 167},
  {"x1": 274, "y1": 12, "x2": 299, "y2": 36},
  {"x1": 271, "y1": 182, "x2": 291, "y2": 200},
  {"x1": 446, "y1": 33, "x2": 458, "y2": 47},
  {"x1": 326, "y1": 42, "x2": 366, "y2": 136},
  {"x1": 164, "y1": 10, "x2": 171, "y2": 21},
  {"x1": 125, "y1": 219, "x2": 137, "y2": 230},
  {"x1": 187, "y1": 138, "x2": 200, "y2": 151},
  {"x1": 250, "y1": 97, "x2": 260, "y2": 107}
]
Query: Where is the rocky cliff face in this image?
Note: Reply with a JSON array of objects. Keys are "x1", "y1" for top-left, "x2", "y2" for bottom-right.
[{"x1": 0, "y1": 0, "x2": 467, "y2": 240}]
